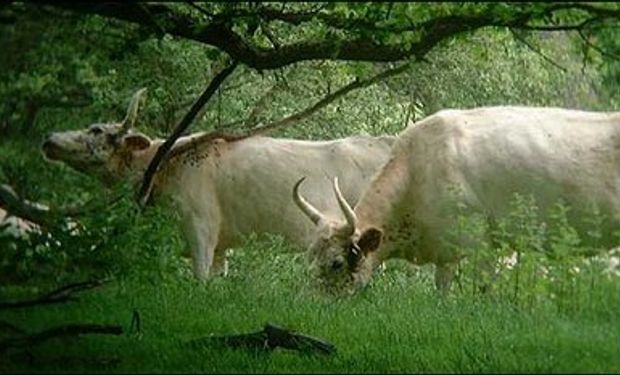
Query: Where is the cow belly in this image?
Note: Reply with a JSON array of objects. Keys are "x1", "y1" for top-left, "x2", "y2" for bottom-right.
[
  {"x1": 450, "y1": 129, "x2": 620, "y2": 246},
  {"x1": 218, "y1": 207, "x2": 312, "y2": 250}
]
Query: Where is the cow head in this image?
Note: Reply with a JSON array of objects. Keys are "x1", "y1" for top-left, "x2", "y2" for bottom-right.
[
  {"x1": 42, "y1": 88, "x2": 153, "y2": 183},
  {"x1": 293, "y1": 176, "x2": 383, "y2": 293}
]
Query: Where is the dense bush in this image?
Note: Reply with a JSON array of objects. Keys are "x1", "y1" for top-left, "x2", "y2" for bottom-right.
[{"x1": 449, "y1": 193, "x2": 620, "y2": 316}]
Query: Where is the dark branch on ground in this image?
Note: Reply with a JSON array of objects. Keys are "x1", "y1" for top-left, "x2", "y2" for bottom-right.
[{"x1": 186, "y1": 323, "x2": 336, "y2": 355}]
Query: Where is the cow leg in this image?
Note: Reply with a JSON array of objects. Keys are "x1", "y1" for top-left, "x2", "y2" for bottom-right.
[
  {"x1": 210, "y1": 248, "x2": 230, "y2": 277},
  {"x1": 434, "y1": 263, "x2": 456, "y2": 293},
  {"x1": 183, "y1": 218, "x2": 219, "y2": 281}
]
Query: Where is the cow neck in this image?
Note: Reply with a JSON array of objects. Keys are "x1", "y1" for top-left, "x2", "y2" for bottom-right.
[
  {"x1": 355, "y1": 172, "x2": 404, "y2": 231},
  {"x1": 126, "y1": 139, "x2": 167, "y2": 192},
  {"x1": 354, "y1": 155, "x2": 409, "y2": 262},
  {"x1": 127, "y1": 135, "x2": 203, "y2": 194}
]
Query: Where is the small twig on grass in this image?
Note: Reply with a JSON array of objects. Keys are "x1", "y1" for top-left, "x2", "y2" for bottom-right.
[
  {"x1": 186, "y1": 322, "x2": 336, "y2": 355},
  {"x1": 0, "y1": 279, "x2": 109, "y2": 309},
  {"x1": 129, "y1": 309, "x2": 141, "y2": 336}
]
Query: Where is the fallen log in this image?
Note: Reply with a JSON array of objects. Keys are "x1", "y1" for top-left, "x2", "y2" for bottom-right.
[{"x1": 186, "y1": 322, "x2": 336, "y2": 355}]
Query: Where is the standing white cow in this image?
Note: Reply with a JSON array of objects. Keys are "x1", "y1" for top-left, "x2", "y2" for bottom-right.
[
  {"x1": 42, "y1": 89, "x2": 396, "y2": 280},
  {"x1": 294, "y1": 106, "x2": 620, "y2": 292}
]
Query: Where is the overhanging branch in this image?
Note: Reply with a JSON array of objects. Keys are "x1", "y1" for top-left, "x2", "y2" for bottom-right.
[
  {"x1": 246, "y1": 61, "x2": 413, "y2": 136},
  {"x1": 166, "y1": 60, "x2": 413, "y2": 161},
  {"x1": 40, "y1": 2, "x2": 620, "y2": 69},
  {"x1": 509, "y1": 29, "x2": 568, "y2": 72},
  {"x1": 136, "y1": 60, "x2": 239, "y2": 207}
]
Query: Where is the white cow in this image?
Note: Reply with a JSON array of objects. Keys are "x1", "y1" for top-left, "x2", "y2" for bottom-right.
[
  {"x1": 42, "y1": 89, "x2": 396, "y2": 280},
  {"x1": 294, "y1": 106, "x2": 620, "y2": 292}
]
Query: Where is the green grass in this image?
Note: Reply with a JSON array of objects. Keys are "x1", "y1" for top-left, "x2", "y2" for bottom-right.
[{"x1": 1, "y1": 235, "x2": 619, "y2": 374}]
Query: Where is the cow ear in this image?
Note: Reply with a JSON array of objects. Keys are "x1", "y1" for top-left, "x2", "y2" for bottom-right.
[
  {"x1": 122, "y1": 133, "x2": 151, "y2": 151},
  {"x1": 358, "y1": 227, "x2": 383, "y2": 255}
]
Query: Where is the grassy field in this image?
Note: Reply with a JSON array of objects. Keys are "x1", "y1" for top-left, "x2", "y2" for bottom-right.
[{"x1": 1, "y1": 233, "x2": 619, "y2": 374}]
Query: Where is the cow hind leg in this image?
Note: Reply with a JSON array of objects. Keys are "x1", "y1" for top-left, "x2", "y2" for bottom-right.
[{"x1": 211, "y1": 248, "x2": 230, "y2": 277}]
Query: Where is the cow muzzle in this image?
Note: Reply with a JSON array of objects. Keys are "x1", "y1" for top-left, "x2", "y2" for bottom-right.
[{"x1": 42, "y1": 137, "x2": 63, "y2": 160}]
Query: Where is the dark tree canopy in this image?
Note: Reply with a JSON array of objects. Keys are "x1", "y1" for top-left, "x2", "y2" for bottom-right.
[
  {"x1": 4, "y1": 2, "x2": 620, "y2": 205},
  {"x1": 27, "y1": 2, "x2": 620, "y2": 70}
]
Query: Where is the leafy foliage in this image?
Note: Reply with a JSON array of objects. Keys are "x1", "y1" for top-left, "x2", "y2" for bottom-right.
[{"x1": 450, "y1": 193, "x2": 620, "y2": 313}]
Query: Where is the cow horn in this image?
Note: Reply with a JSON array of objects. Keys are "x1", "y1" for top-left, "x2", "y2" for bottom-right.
[
  {"x1": 333, "y1": 176, "x2": 357, "y2": 235},
  {"x1": 121, "y1": 87, "x2": 147, "y2": 132},
  {"x1": 293, "y1": 176, "x2": 324, "y2": 225}
]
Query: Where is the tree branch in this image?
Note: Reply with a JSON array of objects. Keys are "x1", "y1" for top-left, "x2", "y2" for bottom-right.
[
  {"x1": 0, "y1": 184, "x2": 53, "y2": 227},
  {"x1": 37, "y1": 2, "x2": 620, "y2": 70},
  {"x1": 246, "y1": 61, "x2": 413, "y2": 136},
  {"x1": 243, "y1": 80, "x2": 287, "y2": 127},
  {"x1": 578, "y1": 29, "x2": 620, "y2": 63},
  {"x1": 136, "y1": 60, "x2": 239, "y2": 207},
  {"x1": 26, "y1": 3, "x2": 524, "y2": 69},
  {"x1": 185, "y1": 1, "x2": 215, "y2": 20},
  {"x1": 166, "y1": 60, "x2": 413, "y2": 161},
  {"x1": 0, "y1": 184, "x2": 115, "y2": 228},
  {"x1": 509, "y1": 29, "x2": 568, "y2": 72}
]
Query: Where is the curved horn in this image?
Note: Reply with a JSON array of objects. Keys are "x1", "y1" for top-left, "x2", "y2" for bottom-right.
[
  {"x1": 293, "y1": 176, "x2": 324, "y2": 225},
  {"x1": 333, "y1": 176, "x2": 357, "y2": 235},
  {"x1": 122, "y1": 87, "x2": 147, "y2": 132}
]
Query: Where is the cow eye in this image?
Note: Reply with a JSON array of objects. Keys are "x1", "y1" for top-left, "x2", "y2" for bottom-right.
[
  {"x1": 349, "y1": 242, "x2": 361, "y2": 256},
  {"x1": 346, "y1": 242, "x2": 362, "y2": 269}
]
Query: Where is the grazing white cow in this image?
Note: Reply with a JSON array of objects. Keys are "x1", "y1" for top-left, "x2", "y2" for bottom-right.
[
  {"x1": 42, "y1": 89, "x2": 396, "y2": 280},
  {"x1": 294, "y1": 106, "x2": 620, "y2": 292}
]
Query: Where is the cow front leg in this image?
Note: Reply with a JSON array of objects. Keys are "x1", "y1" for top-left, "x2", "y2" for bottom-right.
[
  {"x1": 434, "y1": 263, "x2": 456, "y2": 294},
  {"x1": 184, "y1": 220, "x2": 219, "y2": 281}
]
